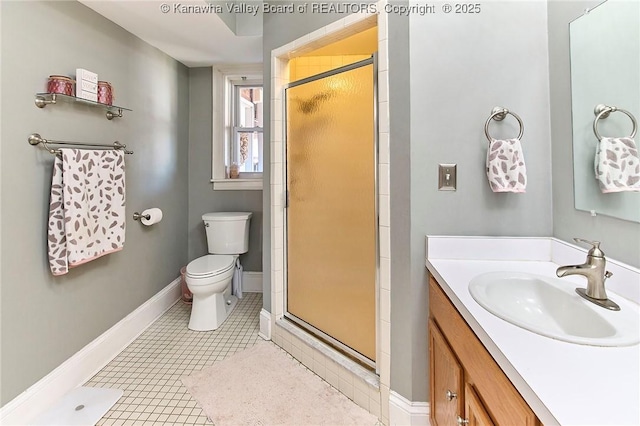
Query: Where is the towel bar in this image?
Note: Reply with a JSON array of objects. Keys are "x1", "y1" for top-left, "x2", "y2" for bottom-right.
[
  {"x1": 28, "y1": 133, "x2": 133, "y2": 155},
  {"x1": 484, "y1": 107, "x2": 524, "y2": 142},
  {"x1": 593, "y1": 104, "x2": 637, "y2": 141}
]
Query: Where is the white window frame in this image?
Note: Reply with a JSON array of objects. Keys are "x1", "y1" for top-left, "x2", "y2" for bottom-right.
[{"x1": 211, "y1": 64, "x2": 263, "y2": 190}]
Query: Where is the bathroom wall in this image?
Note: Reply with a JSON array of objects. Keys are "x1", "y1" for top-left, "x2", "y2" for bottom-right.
[
  {"x1": 187, "y1": 67, "x2": 263, "y2": 271},
  {"x1": 387, "y1": 5, "x2": 417, "y2": 403},
  {"x1": 0, "y1": 1, "x2": 189, "y2": 406},
  {"x1": 406, "y1": 0, "x2": 553, "y2": 402},
  {"x1": 547, "y1": 0, "x2": 640, "y2": 267}
]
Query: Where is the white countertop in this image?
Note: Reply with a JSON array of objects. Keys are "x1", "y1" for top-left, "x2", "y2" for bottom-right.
[{"x1": 425, "y1": 236, "x2": 640, "y2": 426}]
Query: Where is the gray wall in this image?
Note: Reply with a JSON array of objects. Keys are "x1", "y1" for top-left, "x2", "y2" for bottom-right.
[
  {"x1": 262, "y1": 3, "x2": 351, "y2": 311},
  {"x1": 388, "y1": 5, "x2": 418, "y2": 403},
  {"x1": 211, "y1": 1, "x2": 262, "y2": 37},
  {"x1": 404, "y1": 1, "x2": 554, "y2": 402},
  {"x1": 548, "y1": 0, "x2": 640, "y2": 267},
  {"x1": 0, "y1": 1, "x2": 189, "y2": 405},
  {"x1": 187, "y1": 67, "x2": 263, "y2": 271}
]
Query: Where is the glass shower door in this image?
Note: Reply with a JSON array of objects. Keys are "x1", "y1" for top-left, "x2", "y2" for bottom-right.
[{"x1": 285, "y1": 58, "x2": 377, "y2": 364}]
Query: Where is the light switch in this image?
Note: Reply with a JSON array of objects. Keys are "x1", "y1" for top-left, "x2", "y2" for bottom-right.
[{"x1": 438, "y1": 164, "x2": 457, "y2": 191}]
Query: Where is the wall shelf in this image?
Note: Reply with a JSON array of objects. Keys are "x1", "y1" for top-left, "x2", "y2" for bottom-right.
[{"x1": 35, "y1": 93, "x2": 131, "y2": 120}]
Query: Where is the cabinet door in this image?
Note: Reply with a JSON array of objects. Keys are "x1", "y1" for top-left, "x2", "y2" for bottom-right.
[
  {"x1": 464, "y1": 383, "x2": 495, "y2": 426},
  {"x1": 429, "y1": 319, "x2": 463, "y2": 426}
]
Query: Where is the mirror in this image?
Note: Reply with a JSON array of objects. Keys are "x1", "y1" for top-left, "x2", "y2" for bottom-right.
[{"x1": 569, "y1": 0, "x2": 640, "y2": 223}]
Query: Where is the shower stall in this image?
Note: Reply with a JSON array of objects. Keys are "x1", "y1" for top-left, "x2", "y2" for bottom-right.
[{"x1": 284, "y1": 57, "x2": 378, "y2": 368}]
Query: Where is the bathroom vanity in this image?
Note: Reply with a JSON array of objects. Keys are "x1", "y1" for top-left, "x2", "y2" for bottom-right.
[
  {"x1": 426, "y1": 236, "x2": 640, "y2": 426},
  {"x1": 429, "y1": 276, "x2": 540, "y2": 425}
]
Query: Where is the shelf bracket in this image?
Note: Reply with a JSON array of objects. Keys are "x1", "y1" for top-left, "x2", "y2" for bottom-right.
[
  {"x1": 106, "y1": 109, "x2": 123, "y2": 120},
  {"x1": 35, "y1": 93, "x2": 57, "y2": 108}
]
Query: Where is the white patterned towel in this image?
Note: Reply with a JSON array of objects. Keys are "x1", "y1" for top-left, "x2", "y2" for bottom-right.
[
  {"x1": 48, "y1": 149, "x2": 126, "y2": 276},
  {"x1": 486, "y1": 138, "x2": 527, "y2": 193},
  {"x1": 594, "y1": 137, "x2": 640, "y2": 193}
]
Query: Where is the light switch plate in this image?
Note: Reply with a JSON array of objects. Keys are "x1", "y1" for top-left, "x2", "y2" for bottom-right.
[{"x1": 438, "y1": 164, "x2": 457, "y2": 191}]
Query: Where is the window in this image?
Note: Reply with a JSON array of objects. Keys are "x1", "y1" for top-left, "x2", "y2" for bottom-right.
[
  {"x1": 231, "y1": 84, "x2": 263, "y2": 176},
  {"x1": 210, "y1": 65, "x2": 263, "y2": 190}
]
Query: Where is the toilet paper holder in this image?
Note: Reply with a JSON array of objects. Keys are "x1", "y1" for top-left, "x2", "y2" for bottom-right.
[
  {"x1": 133, "y1": 208, "x2": 163, "y2": 226},
  {"x1": 133, "y1": 212, "x2": 150, "y2": 221}
]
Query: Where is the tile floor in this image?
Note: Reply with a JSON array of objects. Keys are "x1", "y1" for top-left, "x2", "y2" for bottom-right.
[{"x1": 86, "y1": 293, "x2": 263, "y2": 425}]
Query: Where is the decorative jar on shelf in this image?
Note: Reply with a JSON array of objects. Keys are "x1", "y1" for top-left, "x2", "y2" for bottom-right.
[
  {"x1": 97, "y1": 81, "x2": 113, "y2": 105},
  {"x1": 47, "y1": 75, "x2": 75, "y2": 96}
]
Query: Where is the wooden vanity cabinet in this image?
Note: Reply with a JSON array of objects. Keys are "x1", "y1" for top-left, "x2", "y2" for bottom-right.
[{"x1": 429, "y1": 276, "x2": 541, "y2": 426}]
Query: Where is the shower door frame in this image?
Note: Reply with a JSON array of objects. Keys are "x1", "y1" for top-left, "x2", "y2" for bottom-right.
[{"x1": 283, "y1": 55, "x2": 380, "y2": 371}]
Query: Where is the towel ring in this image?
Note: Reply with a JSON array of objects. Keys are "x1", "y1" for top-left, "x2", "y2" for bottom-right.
[
  {"x1": 484, "y1": 107, "x2": 524, "y2": 142},
  {"x1": 593, "y1": 104, "x2": 637, "y2": 141}
]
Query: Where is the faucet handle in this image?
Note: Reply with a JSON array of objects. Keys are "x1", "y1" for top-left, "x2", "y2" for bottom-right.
[
  {"x1": 573, "y1": 238, "x2": 605, "y2": 258},
  {"x1": 605, "y1": 271, "x2": 613, "y2": 280},
  {"x1": 574, "y1": 237, "x2": 600, "y2": 247}
]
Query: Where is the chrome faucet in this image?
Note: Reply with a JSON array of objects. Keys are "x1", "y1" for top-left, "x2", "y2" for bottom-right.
[{"x1": 556, "y1": 238, "x2": 620, "y2": 311}]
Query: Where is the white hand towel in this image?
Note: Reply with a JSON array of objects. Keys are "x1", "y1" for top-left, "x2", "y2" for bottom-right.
[
  {"x1": 594, "y1": 137, "x2": 640, "y2": 193},
  {"x1": 48, "y1": 149, "x2": 126, "y2": 275},
  {"x1": 486, "y1": 138, "x2": 527, "y2": 193}
]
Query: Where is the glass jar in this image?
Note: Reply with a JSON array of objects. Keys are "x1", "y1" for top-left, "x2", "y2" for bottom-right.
[
  {"x1": 47, "y1": 75, "x2": 75, "y2": 96},
  {"x1": 97, "y1": 81, "x2": 113, "y2": 105},
  {"x1": 229, "y1": 163, "x2": 240, "y2": 179}
]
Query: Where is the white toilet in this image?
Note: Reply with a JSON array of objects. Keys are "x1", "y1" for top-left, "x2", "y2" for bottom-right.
[{"x1": 185, "y1": 212, "x2": 252, "y2": 331}]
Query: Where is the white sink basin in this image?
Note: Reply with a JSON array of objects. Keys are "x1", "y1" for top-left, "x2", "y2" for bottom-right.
[{"x1": 469, "y1": 271, "x2": 640, "y2": 346}]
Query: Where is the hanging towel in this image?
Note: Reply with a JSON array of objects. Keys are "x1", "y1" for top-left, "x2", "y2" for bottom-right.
[
  {"x1": 48, "y1": 149, "x2": 126, "y2": 275},
  {"x1": 232, "y1": 258, "x2": 243, "y2": 299},
  {"x1": 486, "y1": 138, "x2": 527, "y2": 193},
  {"x1": 594, "y1": 137, "x2": 640, "y2": 193}
]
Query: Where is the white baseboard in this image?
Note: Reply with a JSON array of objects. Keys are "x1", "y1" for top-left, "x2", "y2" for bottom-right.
[
  {"x1": 242, "y1": 271, "x2": 263, "y2": 293},
  {"x1": 258, "y1": 308, "x2": 272, "y2": 340},
  {"x1": 389, "y1": 391, "x2": 430, "y2": 426},
  {"x1": 0, "y1": 278, "x2": 181, "y2": 426}
]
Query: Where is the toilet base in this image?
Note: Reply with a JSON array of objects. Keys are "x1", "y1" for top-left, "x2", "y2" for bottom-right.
[{"x1": 188, "y1": 284, "x2": 238, "y2": 331}]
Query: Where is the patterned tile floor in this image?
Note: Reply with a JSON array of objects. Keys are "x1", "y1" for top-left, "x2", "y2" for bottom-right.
[{"x1": 86, "y1": 293, "x2": 263, "y2": 425}]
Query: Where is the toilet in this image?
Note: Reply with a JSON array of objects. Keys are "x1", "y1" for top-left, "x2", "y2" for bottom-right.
[{"x1": 185, "y1": 212, "x2": 252, "y2": 331}]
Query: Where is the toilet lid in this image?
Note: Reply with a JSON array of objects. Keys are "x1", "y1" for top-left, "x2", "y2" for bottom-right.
[
  {"x1": 202, "y1": 212, "x2": 252, "y2": 221},
  {"x1": 186, "y1": 255, "x2": 235, "y2": 277}
]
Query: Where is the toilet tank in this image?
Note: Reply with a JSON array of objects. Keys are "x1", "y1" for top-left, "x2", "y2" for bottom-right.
[{"x1": 202, "y1": 212, "x2": 252, "y2": 254}]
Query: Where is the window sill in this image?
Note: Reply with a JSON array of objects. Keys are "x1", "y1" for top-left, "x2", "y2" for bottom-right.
[{"x1": 211, "y1": 179, "x2": 263, "y2": 191}]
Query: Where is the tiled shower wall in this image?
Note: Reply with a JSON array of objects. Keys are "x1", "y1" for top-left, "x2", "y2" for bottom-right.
[{"x1": 269, "y1": 4, "x2": 391, "y2": 424}]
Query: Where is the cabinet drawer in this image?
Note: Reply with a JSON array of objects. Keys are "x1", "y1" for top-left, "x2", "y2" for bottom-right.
[{"x1": 429, "y1": 277, "x2": 539, "y2": 426}]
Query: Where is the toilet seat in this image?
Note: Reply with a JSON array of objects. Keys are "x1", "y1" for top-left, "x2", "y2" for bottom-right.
[{"x1": 186, "y1": 255, "x2": 235, "y2": 281}]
